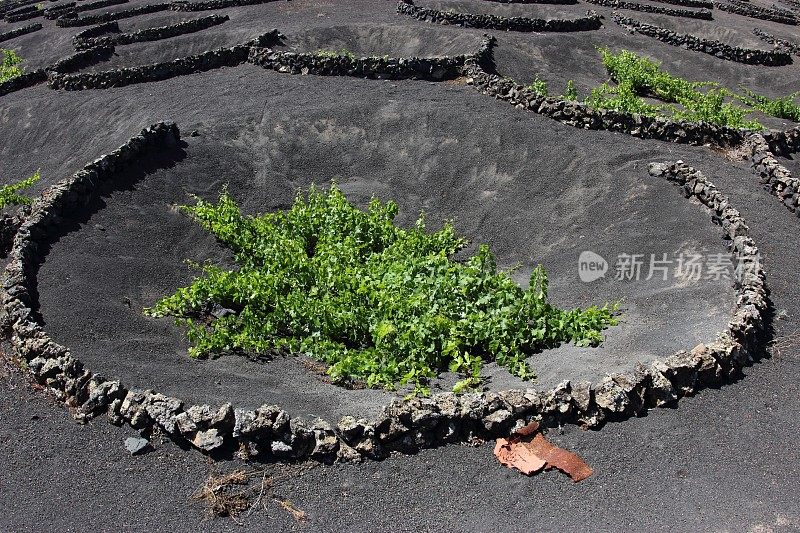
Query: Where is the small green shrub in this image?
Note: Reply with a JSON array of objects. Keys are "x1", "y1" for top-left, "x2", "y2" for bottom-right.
[
  {"x1": 0, "y1": 49, "x2": 23, "y2": 83},
  {"x1": 586, "y1": 80, "x2": 668, "y2": 117},
  {"x1": 562, "y1": 80, "x2": 578, "y2": 101},
  {"x1": 0, "y1": 171, "x2": 40, "y2": 209},
  {"x1": 737, "y1": 89, "x2": 800, "y2": 122},
  {"x1": 147, "y1": 185, "x2": 617, "y2": 395},
  {"x1": 588, "y1": 48, "x2": 795, "y2": 130},
  {"x1": 526, "y1": 76, "x2": 549, "y2": 97},
  {"x1": 314, "y1": 48, "x2": 356, "y2": 60}
]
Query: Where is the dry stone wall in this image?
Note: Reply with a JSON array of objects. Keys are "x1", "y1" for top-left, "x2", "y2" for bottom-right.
[
  {"x1": 715, "y1": 0, "x2": 797, "y2": 25},
  {"x1": 397, "y1": 0, "x2": 603, "y2": 32},
  {"x1": 73, "y1": 14, "x2": 229, "y2": 50},
  {"x1": 613, "y1": 13, "x2": 793, "y2": 65},
  {"x1": 585, "y1": 0, "x2": 713, "y2": 20},
  {"x1": 747, "y1": 133, "x2": 800, "y2": 215},
  {"x1": 248, "y1": 47, "x2": 470, "y2": 81},
  {"x1": 0, "y1": 122, "x2": 768, "y2": 463},
  {"x1": 0, "y1": 22, "x2": 41, "y2": 43},
  {"x1": 55, "y1": 2, "x2": 171, "y2": 27}
]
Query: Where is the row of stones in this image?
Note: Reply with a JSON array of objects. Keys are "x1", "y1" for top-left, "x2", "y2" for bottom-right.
[
  {"x1": 55, "y1": 2, "x2": 171, "y2": 27},
  {"x1": 3, "y1": 0, "x2": 103, "y2": 22},
  {"x1": 747, "y1": 133, "x2": 800, "y2": 216},
  {"x1": 464, "y1": 41, "x2": 745, "y2": 147},
  {"x1": 752, "y1": 27, "x2": 800, "y2": 56},
  {"x1": 0, "y1": 122, "x2": 767, "y2": 463},
  {"x1": 46, "y1": 0, "x2": 129, "y2": 21},
  {"x1": 72, "y1": 13, "x2": 229, "y2": 50},
  {"x1": 4, "y1": 3, "x2": 45, "y2": 22},
  {"x1": 0, "y1": 40, "x2": 114, "y2": 96},
  {"x1": 54, "y1": 0, "x2": 282, "y2": 26},
  {"x1": 467, "y1": 40, "x2": 800, "y2": 153},
  {"x1": 397, "y1": 0, "x2": 603, "y2": 32},
  {"x1": 170, "y1": 0, "x2": 280, "y2": 12},
  {"x1": 648, "y1": 0, "x2": 713, "y2": 8},
  {"x1": 48, "y1": 31, "x2": 279, "y2": 90},
  {"x1": 3, "y1": 3, "x2": 40, "y2": 22},
  {"x1": 0, "y1": 206, "x2": 27, "y2": 256},
  {"x1": 584, "y1": 0, "x2": 713, "y2": 20},
  {"x1": 0, "y1": 21, "x2": 40, "y2": 43},
  {"x1": 48, "y1": 29, "x2": 481, "y2": 90},
  {"x1": 612, "y1": 12, "x2": 793, "y2": 66},
  {"x1": 0, "y1": 0, "x2": 44, "y2": 18},
  {"x1": 247, "y1": 47, "x2": 470, "y2": 81},
  {"x1": 715, "y1": 0, "x2": 797, "y2": 25},
  {"x1": 482, "y1": 0, "x2": 577, "y2": 4}
]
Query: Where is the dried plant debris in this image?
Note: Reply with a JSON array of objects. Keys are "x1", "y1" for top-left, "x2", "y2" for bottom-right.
[
  {"x1": 193, "y1": 466, "x2": 310, "y2": 523},
  {"x1": 494, "y1": 422, "x2": 593, "y2": 482}
]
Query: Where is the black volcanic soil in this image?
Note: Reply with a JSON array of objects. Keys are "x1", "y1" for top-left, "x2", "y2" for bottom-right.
[{"x1": 1, "y1": 0, "x2": 799, "y2": 530}]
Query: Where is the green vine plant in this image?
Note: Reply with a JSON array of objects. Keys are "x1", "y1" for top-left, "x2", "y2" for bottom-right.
[
  {"x1": 526, "y1": 76, "x2": 549, "y2": 97},
  {"x1": 314, "y1": 48, "x2": 357, "y2": 60},
  {"x1": 1, "y1": 49, "x2": 23, "y2": 83},
  {"x1": 146, "y1": 185, "x2": 618, "y2": 396},
  {"x1": 581, "y1": 48, "x2": 800, "y2": 130},
  {"x1": 0, "y1": 171, "x2": 40, "y2": 209},
  {"x1": 562, "y1": 79, "x2": 578, "y2": 101}
]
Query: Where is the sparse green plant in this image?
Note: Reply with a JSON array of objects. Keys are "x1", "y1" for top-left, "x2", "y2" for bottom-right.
[
  {"x1": 526, "y1": 76, "x2": 549, "y2": 97},
  {"x1": 146, "y1": 185, "x2": 617, "y2": 395},
  {"x1": 314, "y1": 48, "x2": 356, "y2": 60},
  {"x1": 562, "y1": 79, "x2": 578, "y2": 101},
  {"x1": 0, "y1": 171, "x2": 40, "y2": 209},
  {"x1": 0, "y1": 49, "x2": 23, "y2": 83},
  {"x1": 585, "y1": 48, "x2": 796, "y2": 129},
  {"x1": 736, "y1": 88, "x2": 800, "y2": 122}
]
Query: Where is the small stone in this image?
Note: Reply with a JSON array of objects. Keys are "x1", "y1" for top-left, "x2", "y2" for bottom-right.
[
  {"x1": 124, "y1": 436, "x2": 151, "y2": 456},
  {"x1": 192, "y1": 428, "x2": 224, "y2": 452},
  {"x1": 482, "y1": 409, "x2": 512, "y2": 432},
  {"x1": 594, "y1": 377, "x2": 630, "y2": 415},
  {"x1": 337, "y1": 441, "x2": 362, "y2": 463}
]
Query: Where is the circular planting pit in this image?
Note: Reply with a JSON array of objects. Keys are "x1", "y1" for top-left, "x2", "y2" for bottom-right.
[{"x1": 34, "y1": 93, "x2": 735, "y2": 425}]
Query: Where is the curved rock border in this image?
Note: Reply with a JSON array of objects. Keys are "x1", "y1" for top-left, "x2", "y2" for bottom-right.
[
  {"x1": 5, "y1": 7, "x2": 43, "y2": 23},
  {"x1": 613, "y1": 12, "x2": 792, "y2": 66},
  {"x1": 170, "y1": 0, "x2": 280, "y2": 12},
  {"x1": 49, "y1": 44, "x2": 250, "y2": 89},
  {"x1": 752, "y1": 27, "x2": 800, "y2": 56},
  {"x1": 48, "y1": 31, "x2": 277, "y2": 90},
  {"x1": 247, "y1": 47, "x2": 470, "y2": 81},
  {"x1": 0, "y1": 121, "x2": 768, "y2": 463},
  {"x1": 44, "y1": 2, "x2": 78, "y2": 20},
  {"x1": 482, "y1": 0, "x2": 577, "y2": 4},
  {"x1": 55, "y1": 2, "x2": 172, "y2": 27},
  {"x1": 47, "y1": 0, "x2": 128, "y2": 20},
  {"x1": 0, "y1": 69, "x2": 48, "y2": 97},
  {"x1": 650, "y1": 0, "x2": 713, "y2": 8},
  {"x1": 747, "y1": 133, "x2": 800, "y2": 215},
  {"x1": 0, "y1": 22, "x2": 42, "y2": 43},
  {"x1": 397, "y1": 0, "x2": 603, "y2": 32},
  {"x1": 0, "y1": 0, "x2": 41, "y2": 18},
  {"x1": 585, "y1": 0, "x2": 713, "y2": 20},
  {"x1": 73, "y1": 14, "x2": 229, "y2": 50},
  {"x1": 715, "y1": 0, "x2": 796, "y2": 25},
  {"x1": 464, "y1": 39, "x2": 746, "y2": 147},
  {"x1": 765, "y1": 126, "x2": 800, "y2": 156},
  {"x1": 47, "y1": 43, "x2": 115, "y2": 74},
  {"x1": 0, "y1": 43, "x2": 115, "y2": 97}
]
